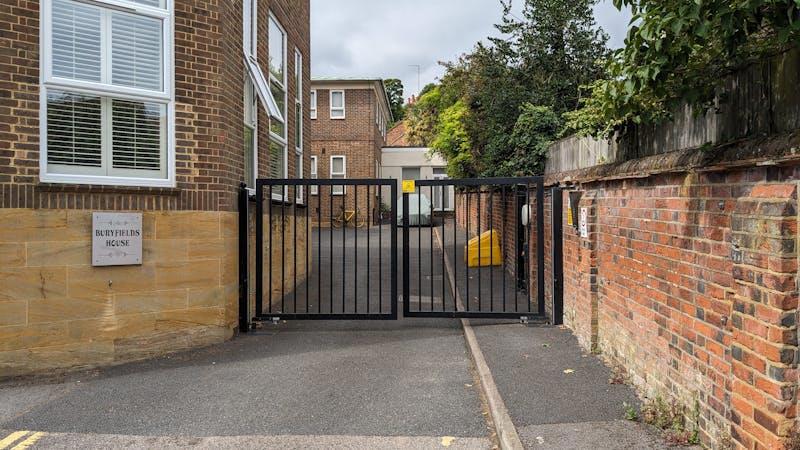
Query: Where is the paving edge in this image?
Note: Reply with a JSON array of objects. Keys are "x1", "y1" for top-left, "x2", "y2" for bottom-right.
[{"x1": 434, "y1": 228, "x2": 524, "y2": 450}]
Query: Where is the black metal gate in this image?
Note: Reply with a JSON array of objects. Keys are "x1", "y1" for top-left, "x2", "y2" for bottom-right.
[
  {"x1": 402, "y1": 177, "x2": 546, "y2": 320},
  {"x1": 239, "y1": 176, "x2": 556, "y2": 328},
  {"x1": 242, "y1": 179, "x2": 398, "y2": 324}
]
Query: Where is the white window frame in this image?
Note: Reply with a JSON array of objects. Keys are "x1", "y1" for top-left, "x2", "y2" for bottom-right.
[
  {"x1": 243, "y1": 79, "x2": 258, "y2": 191},
  {"x1": 310, "y1": 155, "x2": 318, "y2": 195},
  {"x1": 242, "y1": 0, "x2": 258, "y2": 192},
  {"x1": 294, "y1": 49, "x2": 303, "y2": 203},
  {"x1": 39, "y1": 0, "x2": 176, "y2": 188},
  {"x1": 330, "y1": 90, "x2": 345, "y2": 120},
  {"x1": 330, "y1": 155, "x2": 346, "y2": 195},
  {"x1": 310, "y1": 90, "x2": 317, "y2": 119},
  {"x1": 268, "y1": 12, "x2": 288, "y2": 201}
]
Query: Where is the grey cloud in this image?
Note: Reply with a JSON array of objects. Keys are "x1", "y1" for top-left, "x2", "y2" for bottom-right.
[{"x1": 311, "y1": 1, "x2": 631, "y2": 99}]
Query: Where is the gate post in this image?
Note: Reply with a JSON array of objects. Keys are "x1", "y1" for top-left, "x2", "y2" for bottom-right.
[
  {"x1": 238, "y1": 184, "x2": 250, "y2": 333},
  {"x1": 551, "y1": 187, "x2": 564, "y2": 325}
]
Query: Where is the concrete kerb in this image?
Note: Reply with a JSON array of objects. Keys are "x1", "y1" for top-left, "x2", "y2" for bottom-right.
[{"x1": 433, "y1": 228, "x2": 524, "y2": 450}]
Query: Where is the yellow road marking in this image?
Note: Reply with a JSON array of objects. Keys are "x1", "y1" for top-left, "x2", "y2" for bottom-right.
[
  {"x1": 10, "y1": 432, "x2": 43, "y2": 450},
  {"x1": 0, "y1": 432, "x2": 29, "y2": 450}
]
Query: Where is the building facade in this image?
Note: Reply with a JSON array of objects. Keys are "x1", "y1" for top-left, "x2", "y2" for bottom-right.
[
  {"x1": 380, "y1": 123, "x2": 453, "y2": 212},
  {"x1": 308, "y1": 79, "x2": 392, "y2": 225},
  {"x1": 0, "y1": 0, "x2": 310, "y2": 377}
]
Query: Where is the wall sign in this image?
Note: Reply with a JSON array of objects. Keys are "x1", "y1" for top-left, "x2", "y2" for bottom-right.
[
  {"x1": 579, "y1": 208, "x2": 589, "y2": 238},
  {"x1": 92, "y1": 212, "x2": 143, "y2": 267}
]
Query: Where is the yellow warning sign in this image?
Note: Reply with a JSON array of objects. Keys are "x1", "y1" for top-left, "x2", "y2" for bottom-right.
[{"x1": 402, "y1": 180, "x2": 416, "y2": 193}]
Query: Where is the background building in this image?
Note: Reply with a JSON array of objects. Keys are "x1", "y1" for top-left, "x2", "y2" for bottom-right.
[
  {"x1": 308, "y1": 78, "x2": 392, "y2": 225},
  {"x1": 380, "y1": 123, "x2": 453, "y2": 212}
]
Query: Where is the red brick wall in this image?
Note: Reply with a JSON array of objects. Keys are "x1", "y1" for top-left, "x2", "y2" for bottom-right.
[
  {"x1": 559, "y1": 168, "x2": 799, "y2": 449},
  {"x1": 0, "y1": 0, "x2": 310, "y2": 212},
  {"x1": 454, "y1": 187, "x2": 541, "y2": 310},
  {"x1": 308, "y1": 85, "x2": 386, "y2": 225},
  {"x1": 453, "y1": 166, "x2": 800, "y2": 448}
]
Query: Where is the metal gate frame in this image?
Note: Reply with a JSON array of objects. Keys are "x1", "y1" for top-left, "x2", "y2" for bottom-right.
[
  {"x1": 238, "y1": 177, "x2": 563, "y2": 328},
  {"x1": 243, "y1": 179, "x2": 398, "y2": 325},
  {"x1": 402, "y1": 177, "x2": 548, "y2": 321}
]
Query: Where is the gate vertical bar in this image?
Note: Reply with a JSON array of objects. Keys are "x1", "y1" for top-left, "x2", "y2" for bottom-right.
[
  {"x1": 391, "y1": 181, "x2": 399, "y2": 319},
  {"x1": 354, "y1": 185, "x2": 358, "y2": 313},
  {"x1": 551, "y1": 187, "x2": 564, "y2": 325},
  {"x1": 366, "y1": 186, "x2": 370, "y2": 314},
  {"x1": 379, "y1": 185, "x2": 384, "y2": 314},
  {"x1": 402, "y1": 191, "x2": 410, "y2": 318},
  {"x1": 536, "y1": 180, "x2": 546, "y2": 316},
  {"x1": 255, "y1": 182, "x2": 264, "y2": 317},
  {"x1": 238, "y1": 184, "x2": 250, "y2": 332}
]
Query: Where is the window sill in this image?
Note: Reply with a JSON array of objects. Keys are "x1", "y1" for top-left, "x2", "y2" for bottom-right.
[{"x1": 36, "y1": 182, "x2": 182, "y2": 196}]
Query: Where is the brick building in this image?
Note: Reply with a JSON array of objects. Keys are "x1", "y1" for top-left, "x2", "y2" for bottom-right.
[
  {"x1": 308, "y1": 78, "x2": 392, "y2": 225},
  {"x1": 0, "y1": 0, "x2": 310, "y2": 376}
]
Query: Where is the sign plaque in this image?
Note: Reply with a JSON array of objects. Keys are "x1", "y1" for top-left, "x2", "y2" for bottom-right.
[
  {"x1": 92, "y1": 212, "x2": 143, "y2": 266},
  {"x1": 579, "y1": 208, "x2": 589, "y2": 238}
]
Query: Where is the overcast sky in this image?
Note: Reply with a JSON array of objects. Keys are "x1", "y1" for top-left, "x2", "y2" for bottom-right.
[{"x1": 310, "y1": 1, "x2": 632, "y2": 100}]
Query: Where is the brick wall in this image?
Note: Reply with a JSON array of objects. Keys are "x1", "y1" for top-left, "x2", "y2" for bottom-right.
[
  {"x1": 0, "y1": 0, "x2": 310, "y2": 211},
  {"x1": 0, "y1": 0, "x2": 311, "y2": 376},
  {"x1": 556, "y1": 168, "x2": 799, "y2": 449},
  {"x1": 454, "y1": 187, "x2": 541, "y2": 311},
  {"x1": 451, "y1": 164, "x2": 800, "y2": 448},
  {"x1": 309, "y1": 85, "x2": 386, "y2": 226}
]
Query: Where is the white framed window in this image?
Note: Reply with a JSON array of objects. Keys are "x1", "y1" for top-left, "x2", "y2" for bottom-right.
[
  {"x1": 243, "y1": 0, "x2": 256, "y2": 56},
  {"x1": 330, "y1": 90, "x2": 345, "y2": 119},
  {"x1": 294, "y1": 50, "x2": 303, "y2": 153},
  {"x1": 330, "y1": 155, "x2": 346, "y2": 195},
  {"x1": 310, "y1": 155, "x2": 318, "y2": 195},
  {"x1": 266, "y1": 12, "x2": 288, "y2": 201},
  {"x1": 310, "y1": 90, "x2": 317, "y2": 119},
  {"x1": 295, "y1": 153, "x2": 304, "y2": 203},
  {"x1": 40, "y1": 0, "x2": 175, "y2": 187},
  {"x1": 244, "y1": 79, "x2": 258, "y2": 189},
  {"x1": 294, "y1": 49, "x2": 303, "y2": 203}
]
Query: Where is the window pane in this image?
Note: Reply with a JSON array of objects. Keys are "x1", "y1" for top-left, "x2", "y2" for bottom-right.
[
  {"x1": 402, "y1": 167, "x2": 420, "y2": 180},
  {"x1": 128, "y1": 0, "x2": 166, "y2": 8},
  {"x1": 295, "y1": 52, "x2": 302, "y2": 100},
  {"x1": 331, "y1": 92, "x2": 343, "y2": 108},
  {"x1": 244, "y1": 79, "x2": 257, "y2": 126},
  {"x1": 268, "y1": 17, "x2": 284, "y2": 81},
  {"x1": 244, "y1": 125, "x2": 255, "y2": 187},
  {"x1": 52, "y1": 0, "x2": 102, "y2": 83},
  {"x1": 269, "y1": 140, "x2": 285, "y2": 178},
  {"x1": 270, "y1": 81, "x2": 286, "y2": 136},
  {"x1": 111, "y1": 99, "x2": 165, "y2": 170},
  {"x1": 295, "y1": 102, "x2": 302, "y2": 148},
  {"x1": 332, "y1": 157, "x2": 344, "y2": 174},
  {"x1": 47, "y1": 90, "x2": 102, "y2": 167},
  {"x1": 112, "y1": 12, "x2": 163, "y2": 91}
]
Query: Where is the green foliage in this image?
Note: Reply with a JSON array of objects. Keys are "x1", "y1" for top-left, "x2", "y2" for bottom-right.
[
  {"x1": 383, "y1": 78, "x2": 405, "y2": 124},
  {"x1": 623, "y1": 402, "x2": 639, "y2": 421},
  {"x1": 504, "y1": 104, "x2": 561, "y2": 176},
  {"x1": 567, "y1": 0, "x2": 800, "y2": 137},
  {"x1": 405, "y1": 86, "x2": 443, "y2": 147},
  {"x1": 431, "y1": 101, "x2": 473, "y2": 177},
  {"x1": 405, "y1": 0, "x2": 609, "y2": 176}
]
